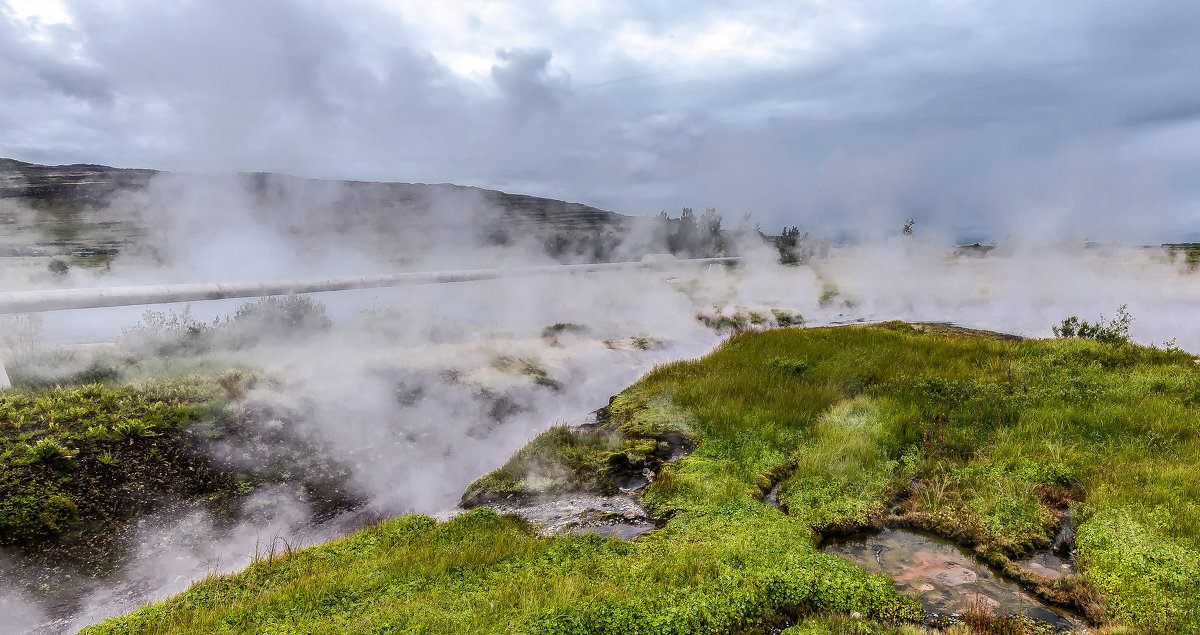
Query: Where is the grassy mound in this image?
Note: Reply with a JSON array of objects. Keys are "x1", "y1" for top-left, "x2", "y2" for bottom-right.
[{"x1": 85, "y1": 323, "x2": 1200, "y2": 633}]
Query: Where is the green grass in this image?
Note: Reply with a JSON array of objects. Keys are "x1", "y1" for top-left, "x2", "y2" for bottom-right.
[
  {"x1": 84, "y1": 323, "x2": 1200, "y2": 633},
  {"x1": 0, "y1": 377, "x2": 226, "y2": 548},
  {"x1": 0, "y1": 368, "x2": 361, "y2": 574}
]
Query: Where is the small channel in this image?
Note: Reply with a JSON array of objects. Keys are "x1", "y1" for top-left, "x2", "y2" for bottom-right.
[{"x1": 821, "y1": 529, "x2": 1078, "y2": 630}]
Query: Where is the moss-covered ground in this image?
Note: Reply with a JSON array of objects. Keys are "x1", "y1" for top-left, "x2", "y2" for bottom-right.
[
  {"x1": 78, "y1": 323, "x2": 1200, "y2": 633},
  {"x1": 0, "y1": 369, "x2": 360, "y2": 575}
]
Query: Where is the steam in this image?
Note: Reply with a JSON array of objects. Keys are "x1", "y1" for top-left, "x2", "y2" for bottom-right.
[{"x1": 3, "y1": 172, "x2": 1200, "y2": 633}]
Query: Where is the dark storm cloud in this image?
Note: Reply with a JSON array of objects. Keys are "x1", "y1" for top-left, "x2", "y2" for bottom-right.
[
  {"x1": 1, "y1": 0, "x2": 1198, "y2": 240},
  {"x1": 491, "y1": 48, "x2": 569, "y2": 116}
]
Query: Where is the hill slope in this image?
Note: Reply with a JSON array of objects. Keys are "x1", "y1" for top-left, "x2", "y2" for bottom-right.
[{"x1": 0, "y1": 158, "x2": 641, "y2": 268}]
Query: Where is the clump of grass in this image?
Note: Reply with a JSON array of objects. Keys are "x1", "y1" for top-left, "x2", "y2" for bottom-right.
[
  {"x1": 27, "y1": 437, "x2": 74, "y2": 466},
  {"x1": 113, "y1": 419, "x2": 156, "y2": 443},
  {"x1": 962, "y1": 600, "x2": 1057, "y2": 635},
  {"x1": 696, "y1": 306, "x2": 805, "y2": 332},
  {"x1": 540, "y1": 322, "x2": 587, "y2": 346},
  {"x1": 772, "y1": 308, "x2": 806, "y2": 326},
  {"x1": 492, "y1": 356, "x2": 561, "y2": 390},
  {"x1": 767, "y1": 356, "x2": 810, "y2": 374},
  {"x1": 216, "y1": 371, "x2": 249, "y2": 401}
]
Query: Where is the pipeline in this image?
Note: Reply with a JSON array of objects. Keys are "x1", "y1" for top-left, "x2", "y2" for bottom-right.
[{"x1": 0, "y1": 256, "x2": 739, "y2": 388}]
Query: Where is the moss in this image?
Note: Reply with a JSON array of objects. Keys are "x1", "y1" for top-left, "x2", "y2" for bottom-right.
[
  {"x1": 461, "y1": 426, "x2": 623, "y2": 505},
  {"x1": 0, "y1": 481, "x2": 80, "y2": 543}
]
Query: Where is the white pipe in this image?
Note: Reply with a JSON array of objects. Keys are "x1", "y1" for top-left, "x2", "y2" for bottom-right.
[
  {"x1": 0, "y1": 257, "x2": 736, "y2": 390},
  {"x1": 0, "y1": 257, "x2": 737, "y2": 315}
]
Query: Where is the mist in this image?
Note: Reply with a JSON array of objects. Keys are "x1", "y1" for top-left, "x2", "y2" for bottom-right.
[{"x1": 3, "y1": 168, "x2": 1200, "y2": 633}]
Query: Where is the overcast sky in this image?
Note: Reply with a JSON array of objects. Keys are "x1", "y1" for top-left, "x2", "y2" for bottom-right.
[{"x1": 2, "y1": 0, "x2": 1198, "y2": 240}]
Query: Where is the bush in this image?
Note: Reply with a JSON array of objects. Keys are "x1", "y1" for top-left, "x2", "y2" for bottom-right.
[
  {"x1": 1053, "y1": 305, "x2": 1132, "y2": 344},
  {"x1": 224, "y1": 296, "x2": 332, "y2": 348},
  {"x1": 118, "y1": 295, "x2": 333, "y2": 356},
  {"x1": 232, "y1": 295, "x2": 330, "y2": 331}
]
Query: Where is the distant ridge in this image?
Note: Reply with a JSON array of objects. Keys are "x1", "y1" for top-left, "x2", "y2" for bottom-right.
[{"x1": 0, "y1": 158, "x2": 631, "y2": 232}]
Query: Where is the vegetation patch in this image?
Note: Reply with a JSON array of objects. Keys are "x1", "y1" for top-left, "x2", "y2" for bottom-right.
[
  {"x1": 695, "y1": 305, "x2": 805, "y2": 333},
  {"x1": 0, "y1": 378, "x2": 230, "y2": 565},
  {"x1": 83, "y1": 324, "x2": 1200, "y2": 633},
  {"x1": 0, "y1": 371, "x2": 361, "y2": 574},
  {"x1": 461, "y1": 391, "x2": 692, "y2": 507}
]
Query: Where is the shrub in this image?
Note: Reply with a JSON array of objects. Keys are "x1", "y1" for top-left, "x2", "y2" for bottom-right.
[
  {"x1": 230, "y1": 295, "x2": 332, "y2": 335},
  {"x1": 1053, "y1": 305, "x2": 1132, "y2": 344}
]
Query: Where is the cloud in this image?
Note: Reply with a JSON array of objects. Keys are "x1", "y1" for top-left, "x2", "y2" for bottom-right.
[{"x1": 1, "y1": 0, "x2": 1199, "y2": 239}]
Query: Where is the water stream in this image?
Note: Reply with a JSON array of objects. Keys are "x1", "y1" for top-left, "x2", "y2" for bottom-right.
[{"x1": 821, "y1": 529, "x2": 1079, "y2": 630}]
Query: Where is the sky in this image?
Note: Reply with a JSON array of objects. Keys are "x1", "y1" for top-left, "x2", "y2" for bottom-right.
[{"x1": 2, "y1": 0, "x2": 1199, "y2": 241}]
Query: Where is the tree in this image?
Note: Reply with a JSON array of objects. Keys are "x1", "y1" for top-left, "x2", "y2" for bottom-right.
[
  {"x1": 777, "y1": 226, "x2": 802, "y2": 264},
  {"x1": 668, "y1": 207, "x2": 699, "y2": 256},
  {"x1": 699, "y1": 207, "x2": 724, "y2": 256}
]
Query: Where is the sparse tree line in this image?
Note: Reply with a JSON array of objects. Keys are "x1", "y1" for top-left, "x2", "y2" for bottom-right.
[
  {"x1": 658, "y1": 206, "x2": 726, "y2": 258},
  {"x1": 537, "y1": 205, "x2": 838, "y2": 266}
]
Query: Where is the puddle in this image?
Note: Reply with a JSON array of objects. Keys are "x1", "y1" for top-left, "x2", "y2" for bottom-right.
[
  {"x1": 572, "y1": 518, "x2": 656, "y2": 540},
  {"x1": 1017, "y1": 551, "x2": 1075, "y2": 580},
  {"x1": 763, "y1": 482, "x2": 781, "y2": 509},
  {"x1": 612, "y1": 470, "x2": 651, "y2": 491},
  {"x1": 821, "y1": 529, "x2": 1078, "y2": 629}
]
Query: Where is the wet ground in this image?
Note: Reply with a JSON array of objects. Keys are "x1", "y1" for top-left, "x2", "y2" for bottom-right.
[
  {"x1": 821, "y1": 529, "x2": 1080, "y2": 630},
  {"x1": 1016, "y1": 551, "x2": 1075, "y2": 580},
  {"x1": 481, "y1": 493, "x2": 657, "y2": 539}
]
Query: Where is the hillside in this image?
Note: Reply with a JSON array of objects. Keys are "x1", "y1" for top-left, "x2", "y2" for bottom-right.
[
  {"x1": 0, "y1": 158, "x2": 639, "y2": 270},
  {"x1": 0, "y1": 158, "x2": 626, "y2": 230}
]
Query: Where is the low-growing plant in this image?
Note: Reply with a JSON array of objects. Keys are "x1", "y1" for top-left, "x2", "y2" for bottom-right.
[
  {"x1": 27, "y1": 437, "x2": 74, "y2": 466},
  {"x1": 113, "y1": 418, "x2": 156, "y2": 443},
  {"x1": 0, "y1": 483, "x2": 79, "y2": 544},
  {"x1": 772, "y1": 308, "x2": 806, "y2": 326},
  {"x1": 84, "y1": 424, "x2": 112, "y2": 441},
  {"x1": 767, "y1": 356, "x2": 810, "y2": 374}
]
